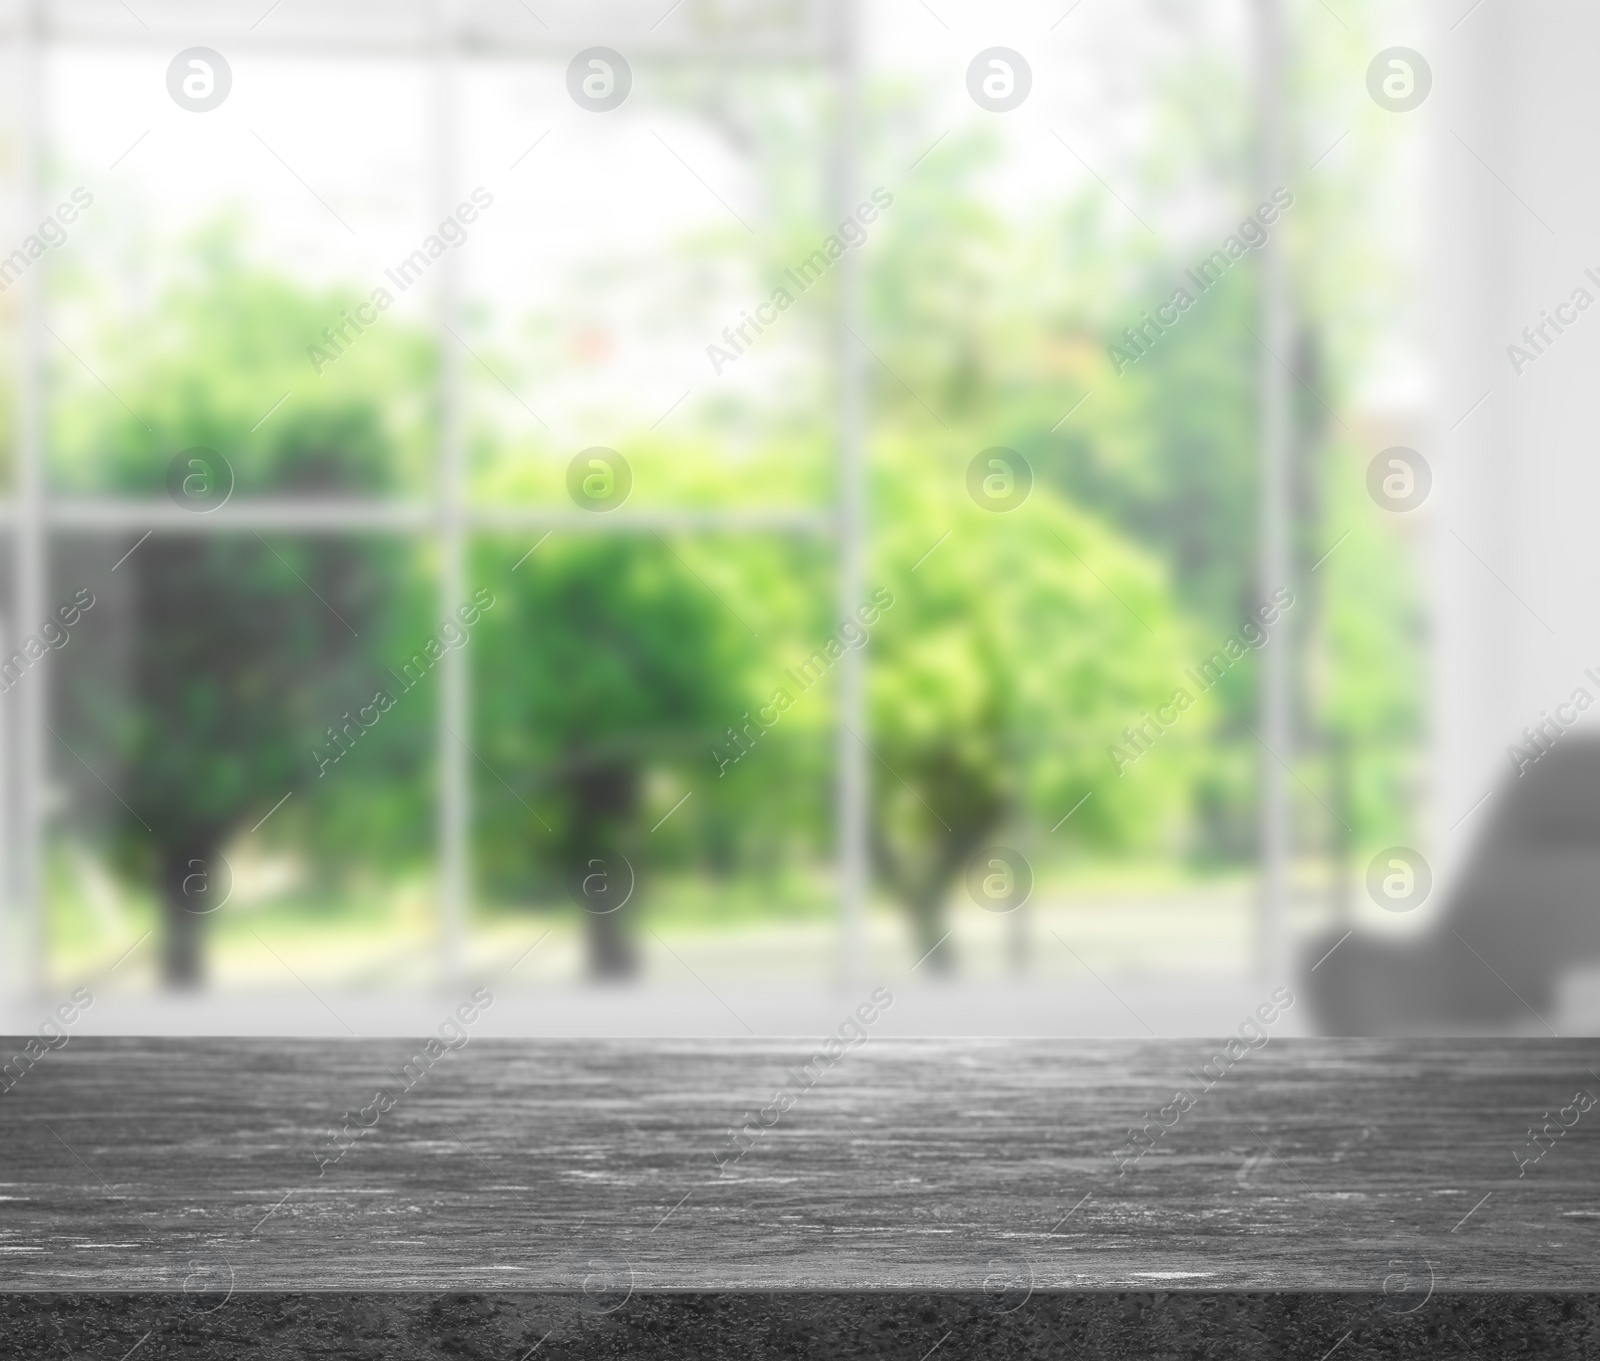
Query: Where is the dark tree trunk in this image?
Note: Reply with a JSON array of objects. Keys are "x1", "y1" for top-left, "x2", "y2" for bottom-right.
[
  {"x1": 909, "y1": 878, "x2": 955, "y2": 974},
  {"x1": 877, "y1": 798, "x2": 1007, "y2": 978},
  {"x1": 869, "y1": 740, "x2": 1009, "y2": 978},
  {"x1": 159, "y1": 843, "x2": 214, "y2": 989},
  {"x1": 915, "y1": 827, "x2": 991, "y2": 975},
  {"x1": 586, "y1": 896, "x2": 635, "y2": 980},
  {"x1": 566, "y1": 759, "x2": 641, "y2": 980}
]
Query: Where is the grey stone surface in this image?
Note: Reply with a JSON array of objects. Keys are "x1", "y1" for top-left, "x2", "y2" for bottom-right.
[
  {"x1": 1, "y1": 1037, "x2": 1597, "y2": 1354},
  {"x1": 2, "y1": 1292, "x2": 1597, "y2": 1360}
]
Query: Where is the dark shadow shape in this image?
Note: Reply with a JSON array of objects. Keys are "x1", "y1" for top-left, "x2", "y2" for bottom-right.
[{"x1": 1304, "y1": 735, "x2": 1600, "y2": 1035}]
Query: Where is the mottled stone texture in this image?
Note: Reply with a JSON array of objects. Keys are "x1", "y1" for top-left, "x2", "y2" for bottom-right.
[
  {"x1": 1, "y1": 1292, "x2": 1597, "y2": 1359},
  {"x1": 3, "y1": 1038, "x2": 1600, "y2": 1355}
]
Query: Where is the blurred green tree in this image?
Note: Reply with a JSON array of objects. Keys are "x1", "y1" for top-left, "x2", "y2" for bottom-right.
[
  {"x1": 869, "y1": 434, "x2": 1197, "y2": 970},
  {"x1": 54, "y1": 232, "x2": 434, "y2": 985},
  {"x1": 473, "y1": 526, "x2": 761, "y2": 977}
]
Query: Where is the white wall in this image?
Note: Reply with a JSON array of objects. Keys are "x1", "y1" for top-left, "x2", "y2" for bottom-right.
[{"x1": 1433, "y1": 0, "x2": 1600, "y2": 887}]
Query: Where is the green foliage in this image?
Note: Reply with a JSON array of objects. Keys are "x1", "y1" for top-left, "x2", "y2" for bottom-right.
[
  {"x1": 52, "y1": 223, "x2": 434, "y2": 497},
  {"x1": 868, "y1": 432, "x2": 1199, "y2": 962},
  {"x1": 469, "y1": 441, "x2": 817, "y2": 969},
  {"x1": 52, "y1": 239, "x2": 437, "y2": 978},
  {"x1": 857, "y1": 25, "x2": 1429, "y2": 895},
  {"x1": 472, "y1": 528, "x2": 759, "y2": 882},
  {"x1": 33, "y1": 0, "x2": 1432, "y2": 986}
]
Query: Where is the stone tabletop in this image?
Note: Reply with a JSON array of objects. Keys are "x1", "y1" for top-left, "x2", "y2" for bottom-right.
[{"x1": 2, "y1": 1036, "x2": 1599, "y2": 1356}]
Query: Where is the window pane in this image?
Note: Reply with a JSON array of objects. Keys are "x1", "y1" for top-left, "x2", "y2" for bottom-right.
[
  {"x1": 44, "y1": 47, "x2": 437, "y2": 497},
  {"x1": 460, "y1": 52, "x2": 840, "y2": 511},
  {"x1": 46, "y1": 531, "x2": 436, "y2": 993}
]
